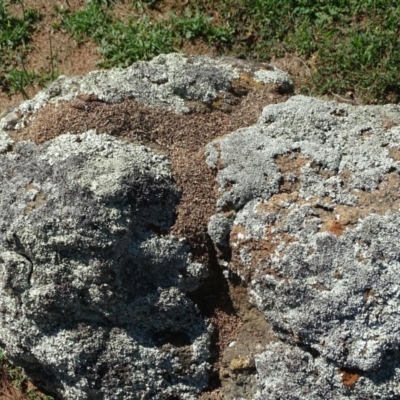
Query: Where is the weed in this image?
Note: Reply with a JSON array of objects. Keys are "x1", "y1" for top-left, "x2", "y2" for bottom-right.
[
  {"x1": 5, "y1": 66, "x2": 37, "y2": 99},
  {"x1": 58, "y1": 1, "x2": 234, "y2": 67},
  {"x1": 173, "y1": 0, "x2": 400, "y2": 103},
  {"x1": 2, "y1": 0, "x2": 400, "y2": 103},
  {"x1": 131, "y1": 0, "x2": 161, "y2": 10},
  {"x1": 97, "y1": 16, "x2": 175, "y2": 67},
  {"x1": 56, "y1": 1, "x2": 112, "y2": 44},
  {"x1": 0, "y1": 349, "x2": 54, "y2": 399},
  {"x1": 0, "y1": 0, "x2": 39, "y2": 98},
  {"x1": 0, "y1": 0, "x2": 62, "y2": 99}
]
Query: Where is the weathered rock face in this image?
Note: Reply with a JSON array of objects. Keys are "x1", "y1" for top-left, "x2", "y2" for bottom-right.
[
  {"x1": 0, "y1": 130, "x2": 211, "y2": 399},
  {"x1": 1, "y1": 52, "x2": 400, "y2": 400},
  {"x1": 1, "y1": 52, "x2": 291, "y2": 122},
  {"x1": 207, "y1": 96, "x2": 400, "y2": 399}
]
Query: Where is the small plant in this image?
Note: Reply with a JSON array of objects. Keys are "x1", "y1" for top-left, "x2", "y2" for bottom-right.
[
  {"x1": 0, "y1": 349, "x2": 54, "y2": 399},
  {"x1": 0, "y1": 0, "x2": 40, "y2": 98},
  {"x1": 171, "y1": 8, "x2": 234, "y2": 44},
  {"x1": 5, "y1": 66, "x2": 37, "y2": 99},
  {"x1": 3, "y1": 0, "x2": 400, "y2": 104},
  {"x1": 97, "y1": 16, "x2": 176, "y2": 67},
  {"x1": 131, "y1": 0, "x2": 161, "y2": 10},
  {"x1": 58, "y1": 0, "x2": 234, "y2": 68},
  {"x1": 56, "y1": 1, "x2": 112, "y2": 44}
]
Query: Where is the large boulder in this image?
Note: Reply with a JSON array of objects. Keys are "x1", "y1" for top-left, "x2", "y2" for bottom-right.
[
  {"x1": 206, "y1": 95, "x2": 400, "y2": 399},
  {"x1": 2, "y1": 52, "x2": 292, "y2": 121},
  {"x1": 0, "y1": 130, "x2": 210, "y2": 399}
]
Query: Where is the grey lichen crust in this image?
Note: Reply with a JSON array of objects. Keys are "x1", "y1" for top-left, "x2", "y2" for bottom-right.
[
  {"x1": 0, "y1": 131, "x2": 13, "y2": 153},
  {"x1": 2, "y1": 53, "x2": 292, "y2": 128},
  {"x1": 0, "y1": 130, "x2": 210, "y2": 399},
  {"x1": 206, "y1": 96, "x2": 400, "y2": 398}
]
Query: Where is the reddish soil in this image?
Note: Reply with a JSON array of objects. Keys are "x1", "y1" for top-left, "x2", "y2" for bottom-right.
[{"x1": 0, "y1": 0, "x2": 98, "y2": 114}]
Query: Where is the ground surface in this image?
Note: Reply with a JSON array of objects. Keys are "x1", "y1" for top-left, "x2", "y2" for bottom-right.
[
  {"x1": 1, "y1": 0, "x2": 400, "y2": 399},
  {"x1": 0, "y1": 19, "x2": 294, "y2": 399},
  {"x1": 0, "y1": 0, "x2": 317, "y2": 114}
]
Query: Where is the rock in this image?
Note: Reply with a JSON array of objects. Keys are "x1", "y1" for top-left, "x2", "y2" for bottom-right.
[
  {"x1": 4, "y1": 53, "x2": 293, "y2": 125},
  {"x1": 0, "y1": 131, "x2": 13, "y2": 153},
  {"x1": 207, "y1": 214, "x2": 234, "y2": 249},
  {"x1": 0, "y1": 54, "x2": 292, "y2": 399},
  {"x1": 4, "y1": 51, "x2": 400, "y2": 400},
  {"x1": 207, "y1": 95, "x2": 400, "y2": 399},
  {"x1": 0, "y1": 130, "x2": 210, "y2": 399}
]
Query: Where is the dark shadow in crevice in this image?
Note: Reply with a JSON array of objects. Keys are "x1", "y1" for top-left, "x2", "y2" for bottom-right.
[
  {"x1": 188, "y1": 234, "x2": 237, "y2": 392},
  {"x1": 189, "y1": 235, "x2": 235, "y2": 317},
  {"x1": 152, "y1": 331, "x2": 191, "y2": 348}
]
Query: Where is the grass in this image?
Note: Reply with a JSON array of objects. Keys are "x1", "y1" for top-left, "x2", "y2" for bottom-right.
[
  {"x1": 1, "y1": 0, "x2": 400, "y2": 103},
  {"x1": 55, "y1": 0, "x2": 400, "y2": 103},
  {"x1": 56, "y1": 1, "x2": 234, "y2": 68},
  {"x1": 0, "y1": 0, "x2": 39, "y2": 98},
  {"x1": 0, "y1": 0, "x2": 58, "y2": 100}
]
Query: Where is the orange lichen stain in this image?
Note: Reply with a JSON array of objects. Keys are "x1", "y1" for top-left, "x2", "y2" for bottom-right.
[
  {"x1": 229, "y1": 220, "x2": 296, "y2": 283},
  {"x1": 231, "y1": 72, "x2": 264, "y2": 95},
  {"x1": 388, "y1": 146, "x2": 400, "y2": 161},
  {"x1": 328, "y1": 220, "x2": 346, "y2": 236},
  {"x1": 24, "y1": 182, "x2": 46, "y2": 214},
  {"x1": 382, "y1": 117, "x2": 399, "y2": 130},
  {"x1": 229, "y1": 356, "x2": 254, "y2": 372},
  {"x1": 263, "y1": 267, "x2": 289, "y2": 282},
  {"x1": 310, "y1": 282, "x2": 329, "y2": 291},
  {"x1": 333, "y1": 270, "x2": 343, "y2": 279},
  {"x1": 230, "y1": 224, "x2": 247, "y2": 242},
  {"x1": 338, "y1": 368, "x2": 361, "y2": 387},
  {"x1": 25, "y1": 182, "x2": 37, "y2": 192},
  {"x1": 255, "y1": 192, "x2": 299, "y2": 215},
  {"x1": 211, "y1": 95, "x2": 225, "y2": 109}
]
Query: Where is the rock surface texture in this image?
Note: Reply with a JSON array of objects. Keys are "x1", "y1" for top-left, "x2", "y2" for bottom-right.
[
  {"x1": 207, "y1": 96, "x2": 400, "y2": 399},
  {"x1": 1, "y1": 53, "x2": 400, "y2": 400},
  {"x1": 0, "y1": 130, "x2": 211, "y2": 399}
]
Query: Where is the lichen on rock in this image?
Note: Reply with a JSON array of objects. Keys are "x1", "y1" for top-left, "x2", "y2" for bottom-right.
[
  {"x1": 6, "y1": 53, "x2": 292, "y2": 124},
  {"x1": 207, "y1": 95, "x2": 400, "y2": 399},
  {"x1": 0, "y1": 52, "x2": 293, "y2": 400},
  {"x1": 2, "y1": 52, "x2": 400, "y2": 400},
  {"x1": 0, "y1": 130, "x2": 210, "y2": 399}
]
